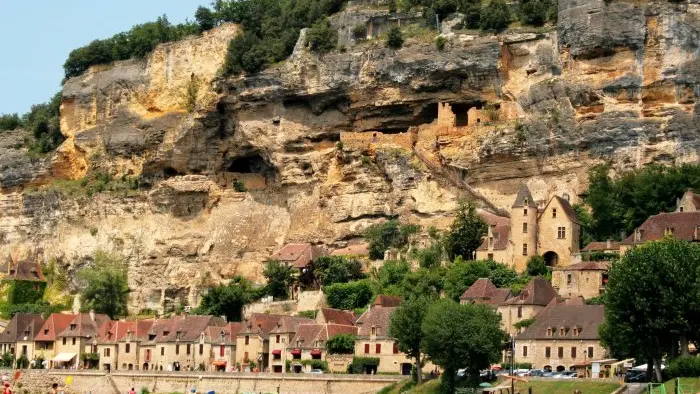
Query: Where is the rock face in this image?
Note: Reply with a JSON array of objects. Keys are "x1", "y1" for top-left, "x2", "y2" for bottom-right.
[{"x1": 0, "y1": 1, "x2": 698, "y2": 312}]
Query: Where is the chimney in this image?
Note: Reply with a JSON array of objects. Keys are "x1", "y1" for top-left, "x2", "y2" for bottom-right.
[
  {"x1": 606, "y1": 239, "x2": 612, "y2": 249},
  {"x1": 89, "y1": 309, "x2": 95, "y2": 321}
]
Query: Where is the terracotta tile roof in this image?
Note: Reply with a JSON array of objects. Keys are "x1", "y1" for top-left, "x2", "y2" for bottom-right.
[
  {"x1": 356, "y1": 306, "x2": 396, "y2": 338},
  {"x1": 0, "y1": 313, "x2": 45, "y2": 343},
  {"x1": 621, "y1": 212, "x2": 700, "y2": 245},
  {"x1": 330, "y1": 242, "x2": 369, "y2": 257},
  {"x1": 516, "y1": 304, "x2": 604, "y2": 340},
  {"x1": 269, "y1": 315, "x2": 315, "y2": 335},
  {"x1": 553, "y1": 195, "x2": 580, "y2": 225},
  {"x1": 478, "y1": 210, "x2": 511, "y2": 227},
  {"x1": 156, "y1": 315, "x2": 226, "y2": 342},
  {"x1": 290, "y1": 323, "x2": 358, "y2": 349},
  {"x1": 3, "y1": 261, "x2": 46, "y2": 282},
  {"x1": 245, "y1": 314, "x2": 313, "y2": 336},
  {"x1": 503, "y1": 277, "x2": 557, "y2": 306},
  {"x1": 374, "y1": 295, "x2": 402, "y2": 307},
  {"x1": 459, "y1": 278, "x2": 512, "y2": 306},
  {"x1": 582, "y1": 241, "x2": 621, "y2": 252},
  {"x1": 326, "y1": 323, "x2": 358, "y2": 338},
  {"x1": 35, "y1": 313, "x2": 76, "y2": 342},
  {"x1": 97, "y1": 319, "x2": 155, "y2": 344},
  {"x1": 318, "y1": 308, "x2": 355, "y2": 326},
  {"x1": 552, "y1": 261, "x2": 610, "y2": 271},
  {"x1": 270, "y1": 243, "x2": 327, "y2": 268},
  {"x1": 512, "y1": 185, "x2": 537, "y2": 208},
  {"x1": 204, "y1": 323, "x2": 240, "y2": 345},
  {"x1": 57, "y1": 313, "x2": 110, "y2": 338}
]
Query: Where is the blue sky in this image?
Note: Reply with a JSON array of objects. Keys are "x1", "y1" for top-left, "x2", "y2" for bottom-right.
[{"x1": 0, "y1": 0, "x2": 204, "y2": 115}]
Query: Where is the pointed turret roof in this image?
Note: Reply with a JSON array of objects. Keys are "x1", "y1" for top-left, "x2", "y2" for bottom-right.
[{"x1": 512, "y1": 185, "x2": 537, "y2": 208}]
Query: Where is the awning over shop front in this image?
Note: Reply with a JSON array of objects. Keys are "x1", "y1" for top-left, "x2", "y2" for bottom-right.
[
  {"x1": 310, "y1": 349, "x2": 322, "y2": 356},
  {"x1": 291, "y1": 349, "x2": 301, "y2": 355},
  {"x1": 271, "y1": 349, "x2": 281, "y2": 355},
  {"x1": 212, "y1": 360, "x2": 227, "y2": 367},
  {"x1": 53, "y1": 353, "x2": 76, "y2": 362}
]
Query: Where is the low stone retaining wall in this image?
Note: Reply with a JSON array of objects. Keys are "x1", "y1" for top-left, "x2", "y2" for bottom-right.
[{"x1": 1, "y1": 370, "x2": 401, "y2": 394}]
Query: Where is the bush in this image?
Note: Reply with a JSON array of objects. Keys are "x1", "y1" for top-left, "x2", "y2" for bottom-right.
[
  {"x1": 435, "y1": 36, "x2": 447, "y2": 51},
  {"x1": 300, "y1": 359, "x2": 329, "y2": 371},
  {"x1": 195, "y1": 6, "x2": 217, "y2": 32},
  {"x1": 667, "y1": 356, "x2": 700, "y2": 379},
  {"x1": 327, "y1": 333, "x2": 356, "y2": 354},
  {"x1": 224, "y1": 33, "x2": 268, "y2": 75},
  {"x1": 0, "y1": 114, "x2": 22, "y2": 131},
  {"x1": 364, "y1": 220, "x2": 420, "y2": 260},
  {"x1": 297, "y1": 310, "x2": 317, "y2": 319},
  {"x1": 306, "y1": 19, "x2": 338, "y2": 54},
  {"x1": 348, "y1": 357, "x2": 380, "y2": 374},
  {"x1": 463, "y1": 3, "x2": 482, "y2": 28},
  {"x1": 386, "y1": 27, "x2": 404, "y2": 49},
  {"x1": 519, "y1": 0, "x2": 553, "y2": 26},
  {"x1": 325, "y1": 280, "x2": 374, "y2": 310},
  {"x1": 479, "y1": 0, "x2": 511, "y2": 31},
  {"x1": 525, "y1": 256, "x2": 548, "y2": 277}
]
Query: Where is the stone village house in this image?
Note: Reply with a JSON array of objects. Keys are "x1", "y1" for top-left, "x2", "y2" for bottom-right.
[
  {"x1": 476, "y1": 185, "x2": 581, "y2": 272},
  {"x1": 0, "y1": 313, "x2": 45, "y2": 364}
]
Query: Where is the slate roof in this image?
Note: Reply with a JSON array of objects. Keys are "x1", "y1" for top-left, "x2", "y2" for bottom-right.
[
  {"x1": 318, "y1": 308, "x2": 355, "y2": 326},
  {"x1": 621, "y1": 212, "x2": 700, "y2": 245},
  {"x1": 552, "y1": 261, "x2": 609, "y2": 271},
  {"x1": 582, "y1": 241, "x2": 621, "y2": 252},
  {"x1": 552, "y1": 196, "x2": 580, "y2": 224},
  {"x1": 35, "y1": 313, "x2": 76, "y2": 342},
  {"x1": 57, "y1": 313, "x2": 111, "y2": 338},
  {"x1": 477, "y1": 224, "x2": 510, "y2": 251},
  {"x1": 356, "y1": 306, "x2": 396, "y2": 338},
  {"x1": 512, "y1": 185, "x2": 538, "y2": 208},
  {"x1": 0, "y1": 313, "x2": 45, "y2": 343},
  {"x1": 460, "y1": 278, "x2": 512, "y2": 306},
  {"x1": 502, "y1": 277, "x2": 557, "y2": 306},
  {"x1": 373, "y1": 295, "x2": 402, "y2": 307},
  {"x1": 270, "y1": 243, "x2": 327, "y2": 268},
  {"x1": 517, "y1": 304, "x2": 604, "y2": 341}
]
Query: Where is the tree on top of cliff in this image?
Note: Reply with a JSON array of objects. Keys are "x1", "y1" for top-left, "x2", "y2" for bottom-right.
[
  {"x1": 78, "y1": 251, "x2": 130, "y2": 319},
  {"x1": 386, "y1": 27, "x2": 404, "y2": 49},
  {"x1": 263, "y1": 260, "x2": 294, "y2": 299},
  {"x1": 0, "y1": 114, "x2": 22, "y2": 132},
  {"x1": 479, "y1": 0, "x2": 511, "y2": 31},
  {"x1": 195, "y1": 6, "x2": 217, "y2": 32},
  {"x1": 306, "y1": 19, "x2": 339, "y2": 54},
  {"x1": 518, "y1": 0, "x2": 556, "y2": 27},
  {"x1": 443, "y1": 200, "x2": 487, "y2": 261}
]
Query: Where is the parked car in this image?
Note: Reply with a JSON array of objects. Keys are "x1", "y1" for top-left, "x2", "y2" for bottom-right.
[
  {"x1": 542, "y1": 372, "x2": 555, "y2": 378},
  {"x1": 560, "y1": 371, "x2": 578, "y2": 379},
  {"x1": 625, "y1": 371, "x2": 647, "y2": 383},
  {"x1": 528, "y1": 369, "x2": 545, "y2": 377},
  {"x1": 310, "y1": 369, "x2": 324, "y2": 374}
]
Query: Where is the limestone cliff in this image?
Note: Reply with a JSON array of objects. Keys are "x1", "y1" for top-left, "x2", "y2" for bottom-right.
[{"x1": 0, "y1": 0, "x2": 698, "y2": 312}]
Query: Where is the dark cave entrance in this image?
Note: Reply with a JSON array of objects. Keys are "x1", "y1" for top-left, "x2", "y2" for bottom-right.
[
  {"x1": 416, "y1": 103, "x2": 439, "y2": 124},
  {"x1": 227, "y1": 154, "x2": 270, "y2": 174},
  {"x1": 451, "y1": 103, "x2": 471, "y2": 126}
]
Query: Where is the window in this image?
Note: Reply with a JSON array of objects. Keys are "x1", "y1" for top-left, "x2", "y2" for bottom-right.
[
  {"x1": 524, "y1": 197, "x2": 529, "y2": 205},
  {"x1": 488, "y1": 253, "x2": 494, "y2": 260},
  {"x1": 220, "y1": 345, "x2": 225, "y2": 357},
  {"x1": 125, "y1": 343, "x2": 130, "y2": 353},
  {"x1": 62, "y1": 338, "x2": 66, "y2": 345},
  {"x1": 680, "y1": 207, "x2": 685, "y2": 212},
  {"x1": 176, "y1": 344, "x2": 180, "y2": 355},
  {"x1": 72, "y1": 338, "x2": 76, "y2": 345},
  {"x1": 145, "y1": 349, "x2": 151, "y2": 361},
  {"x1": 245, "y1": 336, "x2": 249, "y2": 345},
  {"x1": 587, "y1": 347, "x2": 594, "y2": 358},
  {"x1": 376, "y1": 344, "x2": 381, "y2": 354},
  {"x1": 489, "y1": 237, "x2": 494, "y2": 247},
  {"x1": 558, "y1": 347, "x2": 563, "y2": 358},
  {"x1": 545, "y1": 347, "x2": 551, "y2": 357},
  {"x1": 665, "y1": 227, "x2": 675, "y2": 235},
  {"x1": 559, "y1": 328, "x2": 564, "y2": 336},
  {"x1": 364, "y1": 344, "x2": 370, "y2": 354},
  {"x1": 524, "y1": 208, "x2": 528, "y2": 216},
  {"x1": 571, "y1": 347, "x2": 577, "y2": 358},
  {"x1": 199, "y1": 344, "x2": 204, "y2": 355},
  {"x1": 557, "y1": 226, "x2": 566, "y2": 239},
  {"x1": 187, "y1": 344, "x2": 191, "y2": 355},
  {"x1": 523, "y1": 223, "x2": 528, "y2": 233},
  {"x1": 523, "y1": 346, "x2": 528, "y2": 357},
  {"x1": 552, "y1": 208, "x2": 557, "y2": 218},
  {"x1": 393, "y1": 343, "x2": 399, "y2": 354},
  {"x1": 104, "y1": 348, "x2": 110, "y2": 357},
  {"x1": 573, "y1": 327, "x2": 579, "y2": 336},
  {"x1": 547, "y1": 327, "x2": 553, "y2": 337},
  {"x1": 522, "y1": 244, "x2": 528, "y2": 256},
  {"x1": 517, "y1": 306, "x2": 523, "y2": 318},
  {"x1": 160, "y1": 347, "x2": 165, "y2": 356},
  {"x1": 371, "y1": 326, "x2": 376, "y2": 336},
  {"x1": 44, "y1": 329, "x2": 48, "y2": 335},
  {"x1": 567, "y1": 274, "x2": 572, "y2": 285},
  {"x1": 244, "y1": 351, "x2": 249, "y2": 362}
]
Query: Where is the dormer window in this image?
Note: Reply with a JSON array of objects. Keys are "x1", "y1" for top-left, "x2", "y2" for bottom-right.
[
  {"x1": 524, "y1": 197, "x2": 529, "y2": 205},
  {"x1": 371, "y1": 326, "x2": 376, "y2": 336},
  {"x1": 559, "y1": 327, "x2": 565, "y2": 336},
  {"x1": 635, "y1": 229, "x2": 644, "y2": 242},
  {"x1": 573, "y1": 327, "x2": 580, "y2": 336},
  {"x1": 552, "y1": 208, "x2": 557, "y2": 218},
  {"x1": 524, "y1": 208, "x2": 528, "y2": 216},
  {"x1": 70, "y1": 324, "x2": 76, "y2": 331},
  {"x1": 665, "y1": 227, "x2": 675, "y2": 236},
  {"x1": 547, "y1": 327, "x2": 553, "y2": 336},
  {"x1": 44, "y1": 329, "x2": 48, "y2": 335}
]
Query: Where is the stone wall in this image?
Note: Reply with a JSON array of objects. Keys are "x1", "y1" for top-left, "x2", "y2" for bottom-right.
[
  {"x1": 340, "y1": 131, "x2": 414, "y2": 151},
  {"x1": 1, "y1": 370, "x2": 401, "y2": 394}
]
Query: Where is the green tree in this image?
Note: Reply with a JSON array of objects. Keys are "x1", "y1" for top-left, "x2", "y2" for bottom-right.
[
  {"x1": 325, "y1": 280, "x2": 375, "y2": 310},
  {"x1": 519, "y1": 0, "x2": 553, "y2": 26},
  {"x1": 389, "y1": 296, "x2": 430, "y2": 384},
  {"x1": 601, "y1": 238, "x2": 700, "y2": 381},
  {"x1": 422, "y1": 300, "x2": 505, "y2": 393},
  {"x1": 386, "y1": 26, "x2": 404, "y2": 49},
  {"x1": 195, "y1": 6, "x2": 217, "y2": 31},
  {"x1": 263, "y1": 260, "x2": 294, "y2": 299},
  {"x1": 0, "y1": 114, "x2": 22, "y2": 131},
  {"x1": 479, "y1": 0, "x2": 511, "y2": 31},
  {"x1": 364, "y1": 220, "x2": 420, "y2": 260},
  {"x1": 573, "y1": 203, "x2": 594, "y2": 248},
  {"x1": 195, "y1": 276, "x2": 253, "y2": 322},
  {"x1": 313, "y1": 256, "x2": 365, "y2": 286},
  {"x1": 326, "y1": 333, "x2": 356, "y2": 354},
  {"x1": 306, "y1": 19, "x2": 338, "y2": 54},
  {"x1": 400, "y1": 267, "x2": 445, "y2": 300},
  {"x1": 78, "y1": 251, "x2": 130, "y2": 319},
  {"x1": 525, "y1": 255, "x2": 548, "y2": 277},
  {"x1": 444, "y1": 200, "x2": 487, "y2": 261},
  {"x1": 443, "y1": 258, "x2": 518, "y2": 301}
]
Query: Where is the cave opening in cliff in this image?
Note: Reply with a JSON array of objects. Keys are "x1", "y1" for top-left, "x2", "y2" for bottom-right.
[
  {"x1": 417, "y1": 103, "x2": 439, "y2": 124},
  {"x1": 227, "y1": 154, "x2": 270, "y2": 174},
  {"x1": 451, "y1": 103, "x2": 472, "y2": 126}
]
